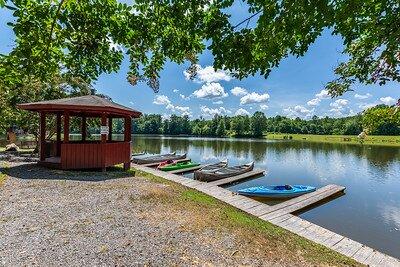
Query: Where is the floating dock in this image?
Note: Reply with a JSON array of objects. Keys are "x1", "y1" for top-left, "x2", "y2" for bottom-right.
[
  {"x1": 208, "y1": 169, "x2": 265, "y2": 186},
  {"x1": 246, "y1": 184, "x2": 345, "y2": 218},
  {"x1": 131, "y1": 163, "x2": 399, "y2": 266}
]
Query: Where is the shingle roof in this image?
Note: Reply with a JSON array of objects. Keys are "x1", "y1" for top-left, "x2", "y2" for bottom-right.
[{"x1": 18, "y1": 95, "x2": 141, "y2": 117}]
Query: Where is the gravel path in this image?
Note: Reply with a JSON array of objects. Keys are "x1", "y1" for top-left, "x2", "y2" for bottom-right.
[{"x1": 0, "y1": 159, "x2": 291, "y2": 267}]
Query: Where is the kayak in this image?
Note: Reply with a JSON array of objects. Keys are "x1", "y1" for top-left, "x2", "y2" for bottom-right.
[
  {"x1": 159, "y1": 161, "x2": 200, "y2": 172},
  {"x1": 238, "y1": 185, "x2": 316, "y2": 198},
  {"x1": 194, "y1": 162, "x2": 254, "y2": 182},
  {"x1": 131, "y1": 152, "x2": 187, "y2": 164},
  {"x1": 157, "y1": 158, "x2": 190, "y2": 168}
]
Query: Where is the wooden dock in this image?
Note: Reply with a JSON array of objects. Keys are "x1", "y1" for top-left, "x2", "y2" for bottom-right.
[
  {"x1": 208, "y1": 169, "x2": 265, "y2": 186},
  {"x1": 131, "y1": 163, "x2": 400, "y2": 266},
  {"x1": 250, "y1": 184, "x2": 346, "y2": 218},
  {"x1": 167, "y1": 164, "x2": 203, "y2": 174},
  {"x1": 140, "y1": 158, "x2": 190, "y2": 167}
]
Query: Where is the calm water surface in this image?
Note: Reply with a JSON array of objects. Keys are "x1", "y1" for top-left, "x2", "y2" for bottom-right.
[{"x1": 132, "y1": 135, "x2": 400, "y2": 258}]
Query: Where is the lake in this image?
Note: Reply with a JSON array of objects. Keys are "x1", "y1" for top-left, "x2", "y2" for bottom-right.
[{"x1": 132, "y1": 134, "x2": 400, "y2": 258}]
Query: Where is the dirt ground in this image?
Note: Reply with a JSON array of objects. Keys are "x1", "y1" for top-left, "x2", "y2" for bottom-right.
[{"x1": 0, "y1": 158, "x2": 359, "y2": 266}]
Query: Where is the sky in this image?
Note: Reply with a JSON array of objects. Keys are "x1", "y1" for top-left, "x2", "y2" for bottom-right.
[{"x1": 0, "y1": 2, "x2": 398, "y2": 120}]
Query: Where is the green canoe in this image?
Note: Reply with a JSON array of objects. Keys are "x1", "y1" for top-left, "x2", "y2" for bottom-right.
[{"x1": 159, "y1": 161, "x2": 200, "y2": 171}]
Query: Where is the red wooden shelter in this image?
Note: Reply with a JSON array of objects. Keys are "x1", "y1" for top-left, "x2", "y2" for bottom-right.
[{"x1": 18, "y1": 95, "x2": 141, "y2": 171}]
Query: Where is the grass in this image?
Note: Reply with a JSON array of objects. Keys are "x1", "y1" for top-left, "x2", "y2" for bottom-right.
[
  {"x1": 131, "y1": 167, "x2": 361, "y2": 266},
  {"x1": 266, "y1": 133, "x2": 400, "y2": 147},
  {"x1": 0, "y1": 162, "x2": 9, "y2": 187}
]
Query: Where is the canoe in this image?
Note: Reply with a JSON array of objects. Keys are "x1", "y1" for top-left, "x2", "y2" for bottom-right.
[
  {"x1": 194, "y1": 162, "x2": 254, "y2": 182},
  {"x1": 131, "y1": 152, "x2": 187, "y2": 164},
  {"x1": 157, "y1": 158, "x2": 191, "y2": 168},
  {"x1": 238, "y1": 185, "x2": 316, "y2": 198},
  {"x1": 159, "y1": 161, "x2": 200, "y2": 172},
  {"x1": 193, "y1": 160, "x2": 228, "y2": 180}
]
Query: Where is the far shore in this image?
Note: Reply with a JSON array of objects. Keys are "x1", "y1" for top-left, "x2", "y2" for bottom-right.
[{"x1": 1, "y1": 132, "x2": 400, "y2": 150}]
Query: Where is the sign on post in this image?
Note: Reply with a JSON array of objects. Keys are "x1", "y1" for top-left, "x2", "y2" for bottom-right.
[{"x1": 100, "y1": 126, "x2": 109, "y2": 135}]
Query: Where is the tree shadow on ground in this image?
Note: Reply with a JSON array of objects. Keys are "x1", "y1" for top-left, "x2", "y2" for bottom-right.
[{"x1": 2, "y1": 161, "x2": 135, "y2": 182}]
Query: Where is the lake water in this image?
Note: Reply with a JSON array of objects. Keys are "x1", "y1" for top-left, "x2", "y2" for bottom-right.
[{"x1": 132, "y1": 134, "x2": 400, "y2": 258}]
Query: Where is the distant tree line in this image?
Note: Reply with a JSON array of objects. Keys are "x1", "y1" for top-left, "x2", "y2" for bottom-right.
[{"x1": 131, "y1": 105, "x2": 400, "y2": 137}]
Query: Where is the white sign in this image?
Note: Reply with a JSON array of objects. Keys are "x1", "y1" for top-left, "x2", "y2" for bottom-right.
[{"x1": 100, "y1": 126, "x2": 109, "y2": 135}]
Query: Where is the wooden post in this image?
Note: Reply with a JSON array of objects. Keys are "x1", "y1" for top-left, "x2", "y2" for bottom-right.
[
  {"x1": 63, "y1": 112, "x2": 70, "y2": 143},
  {"x1": 123, "y1": 116, "x2": 131, "y2": 171},
  {"x1": 81, "y1": 116, "x2": 87, "y2": 141},
  {"x1": 101, "y1": 113, "x2": 107, "y2": 172},
  {"x1": 108, "y1": 117, "x2": 112, "y2": 142},
  {"x1": 56, "y1": 113, "x2": 61, "y2": 156},
  {"x1": 124, "y1": 116, "x2": 131, "y2": 142},
  {"x1": 39, "y1": 112, "x2": 46, "y2": 161}
]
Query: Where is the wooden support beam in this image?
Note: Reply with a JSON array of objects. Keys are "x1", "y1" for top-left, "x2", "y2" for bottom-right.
[
  {"x1": 81, "y1": 116, "x2": 87, "y2": 141},
  {"x1": 63, "y1": 112, "x2": 70, "y2": 143},
  {"x1": 56, "y1": 113, "x2": 61, "y2": 156},
  {"x1": 39, "y1": 112, "x2": 46, "y2": 161},
  {"x1": 124, "y1": 116, "x2": 131, "y2": 142},
  {"x1": 123, "y1": 116, "x2": 131, "y2": 171}
]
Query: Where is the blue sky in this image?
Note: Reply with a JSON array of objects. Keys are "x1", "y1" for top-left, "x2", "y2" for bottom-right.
[{"x1": 1, "y1": 2, "x2": 398, "y2": 119}]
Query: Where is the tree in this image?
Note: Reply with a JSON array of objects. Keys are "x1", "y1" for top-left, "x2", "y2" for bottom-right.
[
  {"x1": 251, "y1": 111, "x2": 266, "y2": 137},
  {"x1": 216, "y1": 120, "x2": 226, "y2": 137},
  {"x1": 2, "y1": 0, "x2": 399, "y2": 98},
  {"x1": 362, "y1": 105, "x2": 400, "y2": 135}
]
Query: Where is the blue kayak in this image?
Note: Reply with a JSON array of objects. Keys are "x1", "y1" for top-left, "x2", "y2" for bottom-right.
[{"x1": 238, "y1": 185, "x2": 316, "y2": 198}]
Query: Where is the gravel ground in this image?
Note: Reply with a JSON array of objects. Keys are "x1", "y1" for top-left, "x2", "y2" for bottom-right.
[{"x1": 0, "y1": 157, "x2": 290, "y2": 267}]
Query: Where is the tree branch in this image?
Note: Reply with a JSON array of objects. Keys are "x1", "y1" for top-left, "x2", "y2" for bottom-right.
[{"x1": 233, "y1": 10, "x2": 262, "y2": 29}]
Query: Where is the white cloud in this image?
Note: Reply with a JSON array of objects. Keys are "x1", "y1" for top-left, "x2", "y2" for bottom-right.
[
  {"x1": 235, "y1": 108, "x2": 250, "y2": 116},
  {"x1": 184, "y1": 64, "x2": 232, "y2": 83},
  {"x1": 231, "y1": 86, "x2": 248, "y2": 96},
  {"x1": 153, "y1": 95, "x2": 171, "y2": 105},
  {"x1": 212, "y1": 100, "x2": 223, "y2": 105},
  {"x1": 192, "y1": 82, "x2": 228, "y2": 99},
  {"x1": 173, "y1": 89, "x2": 179, "y2": 93},
  {"x1": 306, "y1": 89, "x2": 331, "y2": 106},
  {"x1": 240, "y1": 92, "x2": 270, "y2": 105},
  {"x1": 200, "y1": 106, "x2": 231, "y2": 117},
  {"x1": 380, "y1": 96, "x2": 396, "y2": 106},
  {"x1": 260, "y1": 104, "x2": 269, "y2": 110},
  {"x1": 180, "y1": 94, "x2": 190, "y2": 100},
  {"x1": 307, "y1": 98, "x2": 321, "y2": 106},
  {"x1": 284, "y1": 105, "x2": 314, "y2": 119},
  {"x1": 359, "y1": 102, "x2": 377, "y2": 110},
  {"x1": 354, "y1": 93, "x2": 371, "y2": 100},
  {"x1": 330, "y1": 99, "x2": 349, "y2": 109},
  {"x1": 154, "y1": 95, "x2": 191, "y2": 116},
  {"x1": 315, "y1": 89, "x2": 330, "y2": 99}
]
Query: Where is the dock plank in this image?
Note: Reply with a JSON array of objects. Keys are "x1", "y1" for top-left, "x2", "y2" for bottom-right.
[
  {"x1": 260, "y1": 185, "x2": 345, "y2": 219},
  {"x1": 209, "y1": 169, "x2": 265, "y2": 186},
  {"x1": 167, "y1": 165, "x2": 203, "y2": 174}
]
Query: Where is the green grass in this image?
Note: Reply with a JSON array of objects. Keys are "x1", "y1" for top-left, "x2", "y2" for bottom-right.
[
  {"x1": 266, "y1": 133, "x2": 400, "y2": 147},
  {"x1": 0, "y1": 162, "x2": 9, "y2": 187},
  {"x1": 131, "y1": 167, "x2": 361, "y2": 266}
]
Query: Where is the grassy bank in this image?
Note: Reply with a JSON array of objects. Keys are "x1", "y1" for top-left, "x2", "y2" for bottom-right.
[
  {"x1": 266, "y1": 133, "x2": 400, "y2": 147},
  {"x1": 132, "y1": 168, "x2": 360, "y2": 266}
]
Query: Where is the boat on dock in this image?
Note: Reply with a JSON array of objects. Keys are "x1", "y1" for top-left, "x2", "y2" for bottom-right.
[
  {"x1": 158, "y1": 160, "x2": 200, "y2": 172},
  {"x1": 238, "y1": 185, "x2": 316, "y2": 198},
  {"x1": 194, "y1": 162, "x2": 254, "y2": 182},
  {"x1": 196, "y1": 159, "x2": 228, "y2": 172},
  {"x1": 131, "y1": 152, "x2": 187, "y2": 164}
]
